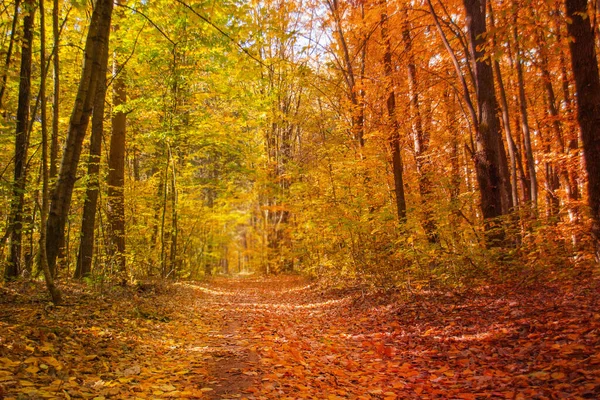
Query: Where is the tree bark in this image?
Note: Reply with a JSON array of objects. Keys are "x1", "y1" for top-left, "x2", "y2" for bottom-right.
[
  {"x1": 489, "y1": 3, "x2": 520, "y2": 209},
  {"x1": 38, "y1": 0, "x2": 61, "y2": 303},
  {"x1": 565, "y1": 0, "x2": 600, "y2": 258},
  {"x1": 50, "y1": 0, "x2": 60, "y2": 179},
  {"x1": 401, "y1": 9, "x2": 437, "y2": 240},
  {"x1": 168, "y1": 143, "x2": 178, "y2": 277},
  {"x1": 463, "y1": 0, "x2": 513, "y2": 240},
  {"x1": 5, "y1": 0, "x2": 35, "y2": 280},
  {"x1": 512, "y1": 19, "x2": 538, "y2": 211},
  {"x1": 380, "y1": 2, "x2": 406, "y2": 223},
  {"x1": 75, "y1": 27, "x2": 110, "y2": 279},
  {"x1": 46, "y1": 0, "x2": 114, "y2": 276},
  {"x1": 0, "y1": 0, "x2": 21, "y2": 110},
  {"x1": 107, "y1": 16, "x2": 127, "y2": 274}
]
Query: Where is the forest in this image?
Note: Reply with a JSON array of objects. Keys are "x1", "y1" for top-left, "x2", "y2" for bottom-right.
[{"x1": 0, "y1": 0, "x2": 599, "y2": 398}]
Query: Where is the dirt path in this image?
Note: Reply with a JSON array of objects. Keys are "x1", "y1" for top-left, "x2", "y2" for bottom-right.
[
  {"x1": 1, "y1": 275, "x2": 599, "y2": 399},
  {"x1": 195, "y1": 275, "x2": 600, "y2": 399}
]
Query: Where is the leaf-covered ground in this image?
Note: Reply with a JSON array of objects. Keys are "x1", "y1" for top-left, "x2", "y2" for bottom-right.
[{"x1": 1, "y1": 274, "x2": 599, "y2": 399}]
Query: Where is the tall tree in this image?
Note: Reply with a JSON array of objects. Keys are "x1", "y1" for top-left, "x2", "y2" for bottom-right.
[
  {"x1": 39, "y1": 0, "x2": 61, "y2": 303},
  {"x1": 380, "y1": 1, "x2": 406, "y2": 223},
  {"x1": 565, "y1": 0, "x2": 600, "y2": 258},
  {"x1": 462, "y1": 0, "x2": 512, "y2": 236},
  {"x1": 5, "y1": 0, "x2": 35, "y2": 279},
  {"x1": 75, "y1": 24, "x2": 110, "y2": 279},
  {"x1": 401, "y1": 8, "x2": 437, "y2": 241},
  {"x1": 0, "y1": 0, "x2": 22, "y2": 109},
  {"x1": 45, "y1": 0, "x2": 114, "y2": 276},
  {"x1": 50, "y1": 0, "x2": 60, "y2": 178},
  {"x1": 510, "y1": 2, "x2": 538, "y2": 210},
  {"x1": 107, "y1": 3, "x2": 127, "y2": 274}
]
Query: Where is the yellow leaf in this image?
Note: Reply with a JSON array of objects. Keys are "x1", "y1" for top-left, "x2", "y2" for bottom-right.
[
  {"x1": 0, "y1": 357, "x2": 20, "y2": 368},
  {"x1": 41, "y1": 357, "x2": 62, "y2": 370},
  {"x1": 25, "y1": 365, "x2": 40, "y2": 374},
  {"x1": 40, "y1": 342, "x2": 54, "y2": 352},
  {"x1": 160, "y1": 384, "x2": 177, "y2": 392}
]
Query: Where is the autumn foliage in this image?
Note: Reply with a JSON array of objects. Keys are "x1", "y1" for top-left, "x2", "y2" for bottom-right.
[{"x1": 0, "y1": 0, "x2": 600, "y2": 397}]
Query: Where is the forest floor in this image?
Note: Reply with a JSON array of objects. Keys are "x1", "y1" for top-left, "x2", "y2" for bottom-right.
[{"x1": 0, "y1": 274, "x2": 599, "y2": 399}]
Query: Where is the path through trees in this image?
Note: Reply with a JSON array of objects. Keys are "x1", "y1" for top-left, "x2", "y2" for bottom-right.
[{"x1": 1, "y1": 275, "x2": 599, "y2": 398}]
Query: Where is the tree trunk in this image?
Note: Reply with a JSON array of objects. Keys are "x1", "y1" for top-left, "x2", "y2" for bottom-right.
[
  {"x1": 463, "y1": 0, "x2": 513, "y2": 240},
  {"x1": 168, "y1": 143, "x2": 178, "y2": 278},
  {"x1": 107, "y1": 28, "x2": 127, "y2": 274},
  {"x1": 556, "y1": 9, "x2": 581, "y2": 226},
  {"x1": 401, "y1": 9, "x2": 437, "y2": 240},
  {"x1": 50, "y1": 0, "x2": 60, "y2": 179},
  {"x1": 380, "y1": 2, "x2": 406, "y2": 223},
  {"x1": 489, "y1": 3, "x2": 520, "y2": 209},
  {"x1": 45, "y1": 0, "x2": 114, "y2": 276},
  {"x1": 513, "y1": 37, "x2": 538, "y2": 211},
  {"x1": 565, "y1": 0, "x2": 600, "y2": 258},
  {"x1": 0, "y1": 0, "x2": 21, "y2": 110},
  {"x1": 5, "y1": 0, "x2": 35, "y2": 280},
  {"x1": 326, "y1": 0, "x2": 365, "y2": 148},
  {"x1": 38, "y1": 0, "x2": 61, "y2": 303},
  {"x1": 75, "y1": 28, "x2": 110, "y2": 279}
]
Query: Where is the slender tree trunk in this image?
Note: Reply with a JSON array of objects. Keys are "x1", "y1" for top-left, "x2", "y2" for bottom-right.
[
  {"x1": 380, "y1": 2, "x2": 406, "y2": 223},
  {"x1": 168, "y1": 144, "x2": 178, "y2": 277},
  {"x1": 38, "y1": 0, "x2": 61, "y2": 303},
  {"x1": 0, "y1": 0, "x2": 21, "y2": 110},
  {"x1": 160, "y1": 153, "x2": 169, "y2": 277},
  {"x1": 46, "y1": 0, "x2": 114, "y2": 276},
  {"x1": 326, "y1": 0, "x2": 364, "y2": 148},
  {"x1": 401, "y1": 9, "x2": 437, "y2": 241},
  {"x1": 511, "y1": 7, "x2": 538, "y2": 211},
  {"x1": 5, "y1": 0, "x2": 35, "y2": 280},
  {"x1": 535, "y1": 28, "x2": 565, "y2": 220},
  {"x1": 445, "y1": 90, "x2": 461, "y2": 204},
  {"x1": 107, "y1": 29, "x2": 127, "y2": 274},
  {"x1": 489, "y1": 3, "x2": 519, "y2": 208},
  {"x1": 565, "y1": 0, "x2": 600, "y2": 258},
  {"x1": 50, "y1": 0, "x2": 60, "y2": 179},
  {"x1": 75, "y1": 29, "x2": 109, "y2": 279}
]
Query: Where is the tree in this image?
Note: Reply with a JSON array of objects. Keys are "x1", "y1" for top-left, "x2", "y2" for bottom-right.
[
  {"x1": 45, "y1": 0, "x2": 114, "y2": 276},
  {"x1": 107, "y1": 1, "x2": 127, "y2": 275},
  {"x1": 565, "y1": 0, "x2": 600, "y2": 258},
  {"x1": 75, "y1": 24, "x2": 110, "y2": 279},
  {"x1": 462, "y1": 0, "x2": 512, "y2": 237},
  {"x1": 380, "y1": 0, "x2": 406, "y2": 224},
  {"x1": 5, "y1": 0, "x2": 35, "y2": 279},
  {"x1": 0, "y1": 0, "x2": 22, "y2": 109},
  {"x1": 401, "y1": 7, "x2": 437, "y2": 241},
  {"x1": 38, "y1": 0, "x2": 61, "y2": 303},
  {"x1": 50, "y1": 0, "x2": 60, "y2": 178}
]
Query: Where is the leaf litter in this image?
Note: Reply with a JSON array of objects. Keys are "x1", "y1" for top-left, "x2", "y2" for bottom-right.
[{"x1": 0, "y1": 275, "x2": 599, "y2": 399}]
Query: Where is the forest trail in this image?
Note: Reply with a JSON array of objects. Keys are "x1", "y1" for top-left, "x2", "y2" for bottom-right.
[{"x1": 1, "y1": 275, "x2": 600, "y2": 399}]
